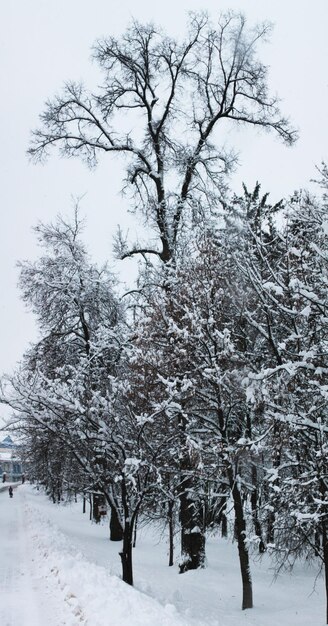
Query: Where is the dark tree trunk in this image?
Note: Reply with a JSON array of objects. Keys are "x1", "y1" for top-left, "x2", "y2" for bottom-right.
[
  {"x1": 133, "y1": 514, "x2": 138, "y2": 548},
  {"x1": 83, "y1": 496, "x2": 86, "y2": 514},
  {"x1": 92, "y1": 494, "x2": 101, "y2": 524},
  {"x1": 178, "y1": 408, "x2": 205, "y2": 573},
  {"x1": 221, "y1": 509, "x2": 228, "y2": 538},
  {"x1": 118, "y1": 479, "x2": 135, "y2": 585},
  {"x1": 262, "y1": 470, "x2": 274, "y2": 544},
  {"x1": 168, "y1": 499, "x2": 174, "y2": 566},
  {"x1": 119, "y1": 520, "x2": 134, "y2": 586},
  {"x1": 179, "y1": 469, "x2": 205, "y2": 573},
  {"x1": 217, "y1": 495, "x2": 228, "y2": 538},
  {"x1": 321, "y1": 520, "x2": 328, "y2": 624},
  {"x1": 228, "y1": 465, "x2": 253, "y2": 610},
  {"x1": 266, "y1": 510, "x2": 275, "y2": 545},
  {"x1": 110, "y1": 505, "x2": 123, "y2": 541},
  {"x1": 251, "y1": 465, "x2": 265, "y2": 553},
  {"x1": 266, "y1": 428, "x2": 282, "y2": 545}
]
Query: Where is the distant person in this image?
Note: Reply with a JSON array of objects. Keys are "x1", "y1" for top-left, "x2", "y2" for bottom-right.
[
  {"x1": 8, "y1": 486, "x2": 13, "y2": 498},
  {"x1": 22, "y1": 474, "x2": 25, "y2": 484}
]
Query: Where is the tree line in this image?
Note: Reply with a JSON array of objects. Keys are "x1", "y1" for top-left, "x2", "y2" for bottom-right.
[{"x1": 1, "y1": 12, "x2": 327, "y2": 622}]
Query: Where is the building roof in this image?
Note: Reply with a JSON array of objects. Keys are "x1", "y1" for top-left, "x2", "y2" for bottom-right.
[
  {"x1": 0, "y1": 436, "x2": 15, "y2": 448},
  {"x1": 0, "y1": 435, "x2": 15, "y2": 448}
]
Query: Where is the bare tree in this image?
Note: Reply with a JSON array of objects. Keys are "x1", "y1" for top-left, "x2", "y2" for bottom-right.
[{"x1": 29, "y1": 12, "x2": 297, "y2": 262}]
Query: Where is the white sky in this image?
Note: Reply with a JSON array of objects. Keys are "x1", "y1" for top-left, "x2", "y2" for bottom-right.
[{"x1": 0, "y1": 0, "x2": 327, "y2": 419}]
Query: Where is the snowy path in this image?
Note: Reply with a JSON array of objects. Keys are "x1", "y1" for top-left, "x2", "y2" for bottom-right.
[
  {"x1": 0, "y1": 485, "x2": 326, "y2": 625},
  {"x1": 0, "y1": 487, "x2": 77, "y2": 626},
  {"x1": 0, "y1": 486, "x2": 193, "y2": 626}
]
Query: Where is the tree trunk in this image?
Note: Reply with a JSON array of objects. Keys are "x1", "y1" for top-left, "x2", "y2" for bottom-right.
[
  {"x1": 119, "y1": 520, "x2": 134, "y2": 585},
  {"x1": 179, "y1": 469, "x2": 205, "y2": 573},
  {"x1": 178, "y1": 408, "x2": 205, "y2": 573},
  {"x1": 221, "y1": 509, "x2": 228, "y2": 538},
  {"x1": 110, "y1": 505, "x2": 123, "y2": 541},
  {"x1": 92, "y1": 493, "x2": 101, "y2": 524},
  {"x1": 266, "y1": 510, "x2": 275, "y2": 545},
  {"x1": 217, "y1": 495, "x2": 228, "y2": 538},
  {"x1": 251, "y1": 465, "x2": 265, "y2": 553},
  {"x1": 133, "y1": 514, "x2": 138, "y2": 548},
  {"x1": 168, "y1": 499, "x2": 174, "y2": 566},
  {"x1": 228, "y1": 465, "x2": 253, "y2": 610},
  {"x1": 119, "y1": 479, "x2": 134, "y2": 585},
  {"x1": 266, "y1": 428, "x2": 282, "y2": 545},
  {"x1": 322, "y1": 520, "x2": 328, "y2": 625}
]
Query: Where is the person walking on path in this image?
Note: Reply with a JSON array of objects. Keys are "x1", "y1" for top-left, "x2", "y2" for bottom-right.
[{"x1": 8, "y1": 486, "x2": 13, "y2": 498}]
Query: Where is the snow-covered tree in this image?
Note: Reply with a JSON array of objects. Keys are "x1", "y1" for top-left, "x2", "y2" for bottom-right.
[
  {"x1": 2, "y1": 213, "x2": 183, "y2": 586},
  {"x1": 123, "y1": 226, "x2": 269, "y2": 607},
  {"x1": 1, "y1": 214, "x2": 125, "y2": 535},
  {"x1": 238, "y1": 181, "x2": 328, "y2": 622},
  {"x1": 29, "y1": 12, "x2": 296, "y2": 264}
]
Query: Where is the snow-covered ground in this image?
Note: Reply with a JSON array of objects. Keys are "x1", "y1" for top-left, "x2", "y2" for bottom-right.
[
  {"x1": 0, "y1": 483, "x2": 77, "y2": 625},
  {"x1": 0, "y1": 484, "x2": 325, "y2": 625}
]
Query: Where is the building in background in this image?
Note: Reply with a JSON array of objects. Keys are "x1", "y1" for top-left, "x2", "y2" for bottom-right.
[{"x1": 0, "y1": 436, "x2": 23, "y2": 482}]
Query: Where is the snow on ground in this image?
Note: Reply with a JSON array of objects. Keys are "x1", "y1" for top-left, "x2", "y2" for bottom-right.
[
  {"x1": 0, "y1": 484, "x2": 326, "y2": 625},
  {"x1": 0, "y1": 484, "x2": 78, "y2": 626}
]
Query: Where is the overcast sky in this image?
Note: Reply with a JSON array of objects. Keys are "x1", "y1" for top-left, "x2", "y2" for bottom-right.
[{"x1": 1, "y1": 0, "x2": 328, "y2": 422}]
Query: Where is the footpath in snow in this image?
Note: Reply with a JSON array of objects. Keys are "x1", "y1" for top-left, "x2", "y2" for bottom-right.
[
  {"x1": 0, "y1": 484, "x2": 326, "y2": 625},
  {"x1": 0, "y1": 483, "x2": 75, "y2": 626},
  {"x1": 0, "y1": 485, "x2": 192, "y2": 626}
]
